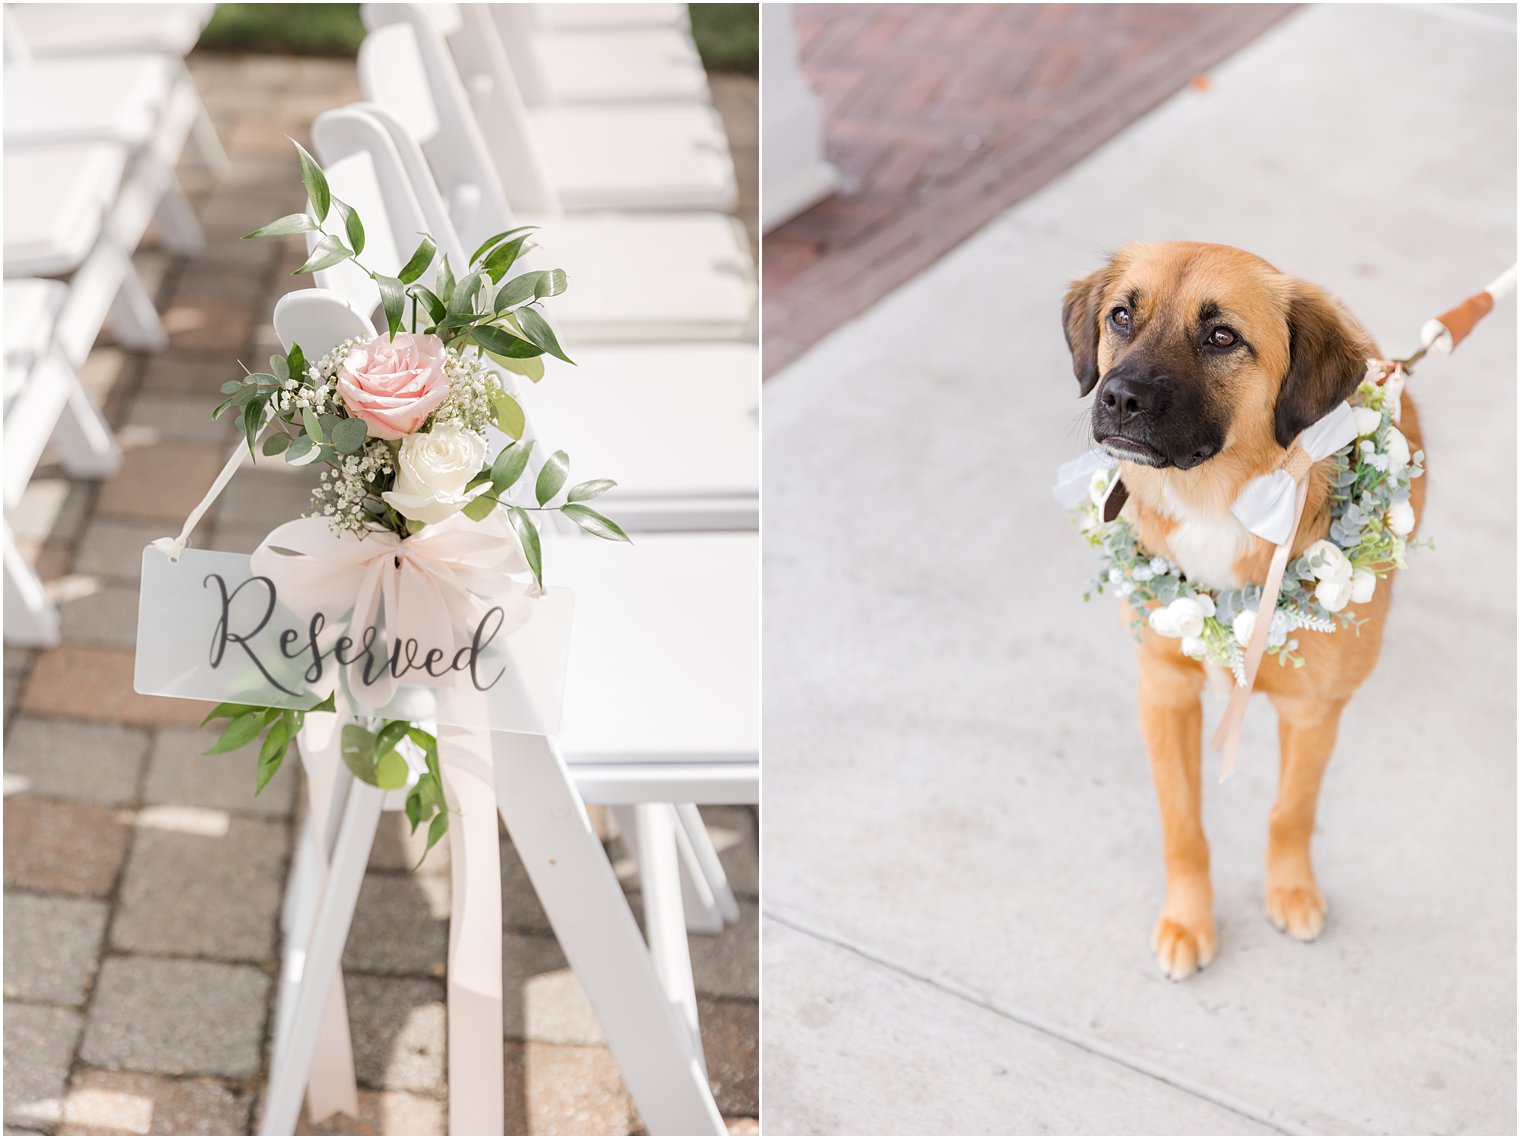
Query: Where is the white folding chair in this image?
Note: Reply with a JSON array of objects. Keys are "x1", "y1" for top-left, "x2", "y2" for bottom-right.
[
  {"x1": 3, "y1": 279, "x2": 122, "y2": 646},
  {"x1": 3, "y1": 144, "x2": 168, "y2": 363},
  {"x1": 257, "y1": 294, "x2": 755, "y2": 1135},
  {"x1": 3, "y1": 2, "x2": 226, "y2": 172},
  {"x1": 363, "y1": 3, "x2": 737, "y2": 214},
  {"x1": 355, "y1": 19, "x2": 753, "y2": 341},
  {"x1": 3, "y1": 53, "x2": 210, "y2": 255},
  {"x1": 4, "y1": 3, "x2": 214, "y2": 57},
  {"x1": 486, "y1": 2, "x2": 710, "y2": 107},
  {"x1": 531, "y1": 3, "x2": 691, "y2": 34},
  {"x1": 308, "y1": 107, "x2": 758, "y2": 531}
]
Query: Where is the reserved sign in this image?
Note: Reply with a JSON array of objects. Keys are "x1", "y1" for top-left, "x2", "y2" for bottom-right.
[{"x1": 134, "y1": 546, "x2": 574, "y2": 733}]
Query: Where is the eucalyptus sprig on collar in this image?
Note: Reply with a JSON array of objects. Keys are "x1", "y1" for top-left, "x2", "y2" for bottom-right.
[{"x1": 1072, "y1": 372, "x2": 1427, "y2": 682}]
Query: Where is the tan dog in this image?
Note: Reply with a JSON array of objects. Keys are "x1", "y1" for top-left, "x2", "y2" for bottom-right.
[{"x1": 1062, "y1": 241, "x2": 1425, "y2": 980}]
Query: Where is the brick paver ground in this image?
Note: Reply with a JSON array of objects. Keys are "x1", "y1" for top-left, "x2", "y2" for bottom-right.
[
  {"x1": 762, "y1": 2, "x2": 1294, "y2": 375},
  {"x1": 3, "y1": 49, "x2": 758, "y2": 1138}
]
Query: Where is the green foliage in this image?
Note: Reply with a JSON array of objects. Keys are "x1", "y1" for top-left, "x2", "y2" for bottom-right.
[
  {"x1": 690, "y1": 4, "x2": 758, "y2": 74},
  {"x1": 198, "y1": 4, "x2": 365, "y2": 56}
]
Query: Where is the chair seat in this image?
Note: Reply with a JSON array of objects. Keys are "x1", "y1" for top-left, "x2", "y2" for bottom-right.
[
  {"x1": 547, "y1": 532, "x2": 758, "y2": 763},
  {"x1": 524, "y1": 211, "x2": 753, "y2": 338},
  {"x1": 2, "y1": 145, "x2": 124, "y2": 276},
  {"x1": 3, "y1": 56, "x2": 176, "y2": 150},
  {"x1": 532, "y1": 28, "x2": 709, "y2": 105},
  {"x1": 6, "y1": 3, "x2": 212, "y2": 56},
  {"x1": 521, "y1": 342, "x2": 758, "y2": 508},
  {"x1": 528, "y1": 104, "x2": 737, "y2": 212},
  {"x1": 533, "y1": 3, "x2": 689, "y2": 32}
]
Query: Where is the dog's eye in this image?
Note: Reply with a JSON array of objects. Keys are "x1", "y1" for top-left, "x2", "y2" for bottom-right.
[
  {"x1": 1109, "y1": 306, "x2": 1131, "y2": 332},
  {"x1": 1207, "y1": 326, "x2": 1237, "y2": 348}
]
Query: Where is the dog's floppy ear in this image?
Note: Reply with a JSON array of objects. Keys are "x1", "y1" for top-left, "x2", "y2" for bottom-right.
[
  {"x1": 1061, "y1": 264, "x2": 1114, "y2": 396},
  {"x1": 1276, "y1": 284, "x2": 1371, "y2": 447}
]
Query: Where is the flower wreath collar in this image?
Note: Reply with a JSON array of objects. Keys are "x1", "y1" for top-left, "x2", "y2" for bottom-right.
[{"x1": 1054, "y1": 360, "x2": 1425, "y2": 776}]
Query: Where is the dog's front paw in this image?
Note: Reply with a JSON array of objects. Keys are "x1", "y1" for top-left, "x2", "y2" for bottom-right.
[
  {"x1": 1265, "y1": 881, "x2": 1327, "y2": 941},
  {"x1": 1151, "y1": 913, "x2": 1217, "y2": 981}
]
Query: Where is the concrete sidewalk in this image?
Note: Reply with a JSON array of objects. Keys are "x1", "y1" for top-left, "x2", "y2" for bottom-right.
[{"x1": 761, "y1": 5, "x2": 1516, "y2": 1134}]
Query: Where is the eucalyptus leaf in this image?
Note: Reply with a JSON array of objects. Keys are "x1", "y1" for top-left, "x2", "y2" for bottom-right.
[
  {"x1": 301, "y1": 408, "x2": 324, "y2": 442},
  {"x1": 535, "y1": 450, "x2": 569, "y2": 506},
  {"x1": 492, "y1": 391, "x2": 525, "y2": 440},
  {"x1": 205, "y1": 711, "x2": 266, "y2": 755},
  {"x1": 262, "y1": 433, "x2": 291, "y2": 457},
  {"x1": 398, "y1": 234, "x2": 437, "y2": 284},
  {"x1": 285, "y1": 435, "x2": 319, "y2": 466},
  {"x1": 491, "y1": 440, "x2": 533, "y2": 490},
  {"x1": 471, "y1": 324, "x2": 541, "y2": 359},
  {"x1": 515, "y1": 307, "x2": 573, "y2": 364},
  {"x1": 243, "y1": 212, "x2": 318, "y2": 239},
  {"x1": 330, "y1": 197, "x2": 365, "y2": 256},
  {"x1": 331, "y1": 417, "x2": 368, "y2": 454},
  {"x1": 293, "y1": 235, "x2": 353, "y2": 276},
  {"x1": 270, "y1": 355, "x2": 289, "y2": 382},
  {"x1": 508, "y1": 506, "x2": 543, "y2": 591},
  {"x1": 566, "y1": 478, "x2": 615, "y2": 502},
  {"x1": 340, "y1": 724, "x2": 378, "y2": 783},
  {"x1": 292, "y1": 139, "x2": 330, "y2": 221},
  {"x1": 375, "y1": 751, "x2": 410, "y2": 790},
  {"x1": 561, "y1": 503, "x2": 632, "y2": 543}
]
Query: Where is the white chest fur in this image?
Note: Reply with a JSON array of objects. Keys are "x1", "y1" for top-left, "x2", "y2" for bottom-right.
[{"x1": 1157, "y1": 484, "x2": 1249, "y2": 591}]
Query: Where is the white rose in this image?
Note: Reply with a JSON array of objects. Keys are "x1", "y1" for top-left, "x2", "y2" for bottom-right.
[
  {"x1": 1316, "y1": 577, "x2": 1353, "y2": 612},
  {"x1": 1154, "y1": 596, "x2": 1207, "y2": 639},
  {"x1": 1350, "y1": 568, "x2": 1377, "y2": 604},
  {"x1": 1149, "y1": 557, "x2": 1170, "y2": 576},
  {"x1": 1195, "y1": 593, "x2": 1216, "y2": 619},
  {"x1": 1386, "y1": 500, "x2": 1415, "y2": 537},
  {"x1": 1352, "y1": 406, "x2": 1383, "y2": 438},
  {"x1": 1232, "y1": 609, "x2": 1256, "y2": 646},
  {"x1": 381, "y1": 423, "x2": 490, "y2": 525},
  {"x1": 1385, "y1": 427, "x2": 1411, "y2": 475},
  {"x1": 1303, "y1": 538, "x2": 1353, "y2": 583},
  {"x1": 1180, "y1": 635, "x2": 1206, "y2": 659}
]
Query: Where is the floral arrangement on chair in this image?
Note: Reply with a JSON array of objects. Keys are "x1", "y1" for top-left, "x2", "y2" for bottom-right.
[{"x1": 201, "y1": 142, "x2": 626, "y2": 859}]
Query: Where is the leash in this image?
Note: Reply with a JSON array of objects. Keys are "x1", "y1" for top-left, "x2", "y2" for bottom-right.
[{"x1": 1210, "y1": 264, "x2": 1516, "y2": 777}]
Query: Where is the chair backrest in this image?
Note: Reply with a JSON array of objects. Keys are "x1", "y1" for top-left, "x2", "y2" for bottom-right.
[
  {"x1": 308, "y1": 105, "x2": 446, "y2": 325},
  {"x1": 359, "y1": 3, "x2": 560, "y2": 223},
  {"x1": 272, "y1": 289, "x2": 376, "y2": 364},
  {"x1": 482, "y1": 5, "x2": 549, "y2": 106}
]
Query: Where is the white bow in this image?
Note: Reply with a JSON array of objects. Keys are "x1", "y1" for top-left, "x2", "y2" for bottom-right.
[
  {"x1": 1230, "y1": 401, "x2": 1359, "y2": 544},
  {"x1": 1051, "y1": 449, "x2": 1116, "y2": 507}
]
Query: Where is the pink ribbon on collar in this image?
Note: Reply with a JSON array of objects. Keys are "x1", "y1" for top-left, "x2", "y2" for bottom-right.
[
  {"x1": 249, "y1": 510, "x2": 535, "y2": 709},
  {"x1": 1209, "y1": 397, "x2": 1360, "y2": 779}
]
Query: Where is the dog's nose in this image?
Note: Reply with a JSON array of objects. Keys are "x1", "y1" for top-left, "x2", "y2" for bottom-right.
[{"x1": 1100, "y1": 370, "x2": 1169, "y2": 419}]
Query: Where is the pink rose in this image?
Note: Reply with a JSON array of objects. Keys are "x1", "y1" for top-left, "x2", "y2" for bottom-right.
[{"x1": 335, "y1": 332, "x2": 451, "y2": 439}]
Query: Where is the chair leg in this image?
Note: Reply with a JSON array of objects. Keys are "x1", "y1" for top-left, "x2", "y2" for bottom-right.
[
  {"x1": 105, "y1": 253, "x2": 167, "y2": 354},
  {"x1": 189, "y1": 103, "x2": 231, "y2": 173},
  {"x1": 636, "y1": 803, "x2": 706, "y2": 1076},
  {"x1": 260, "y1": 749, "x2": 381, "y2": 1136},
  {"x1": 48, "y1": 349, "x2": 121, "y2": 480},
  {"x1": 492, "y1": 733, "x2": 725, "y2": 1136},
  {"x1": 152, "y1": 179, "x2": 205, "y2": 256},
  {"x1": 675, "y1": 804, "x2": 741, "y2": 928},
  {"x1": 2, "y1": 522, "x2": 59, "y2": 648},
  {"x1": 437, "y1": 726, "x2": 505, "y2": 1137}
]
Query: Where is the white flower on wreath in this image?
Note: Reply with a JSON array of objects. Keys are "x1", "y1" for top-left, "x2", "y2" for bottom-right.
[
  {"x1": 1385, "y1": 427, "x2": 1411, "y2": 475},
  {"x1": 1148, "y1": 594, "x2": 1214, "y2": 639},
  {"x1": 381, "y1": 423, "x2": 490, "y2": 525},
  {"x1": 1232, "y1": 607, "x2": 1289, "y2": 648},
  {"x1": 1302, "y1": 538, "x2": 1353, "y2": 584},
  {"x1": 1351, "y1": 405, "x2": 1383, "y2": 439},
  {"x1": 1386, "y1": 499, "x2": 1415, "y2": 537},
  {"x1": 1088, "y1": 469, "x2": 1111, "y2": 508},
  {"x1": 1315, "y1": 577, "x2": 1353, "y2": 612},
  {"x1": 1350, "y1": 568, "x2": 1377, "y2": 604}
]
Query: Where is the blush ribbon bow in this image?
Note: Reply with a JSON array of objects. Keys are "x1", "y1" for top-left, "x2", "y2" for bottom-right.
[
  {"x1": 249, "y1": 509, "x2": 535, "y2": 709},
  {"x1": 1053, "y1": 396, "x2": 1362, "y2": 779}
]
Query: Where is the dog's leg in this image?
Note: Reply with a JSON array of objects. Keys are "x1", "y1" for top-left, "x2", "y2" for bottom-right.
[
  {"x1": 1137, "y1": 649, "x2": 1214, "y2": 980},
  {"x1": 1264, "y1": 694, "x2": 1345, "y2": 941}
]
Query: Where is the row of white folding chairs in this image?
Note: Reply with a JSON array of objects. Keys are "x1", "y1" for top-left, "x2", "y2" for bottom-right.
[
  {"x1": 2, "y1": 3, "x2": 222, "y2": 646},
  {"x1": 265, "y1": 9, "x2": 760, "y2": 1131}
]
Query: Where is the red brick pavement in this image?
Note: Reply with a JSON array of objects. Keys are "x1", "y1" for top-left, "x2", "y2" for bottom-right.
[{"x1": 763, "y1": 3, "x2": 1295, "y2": 375}]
